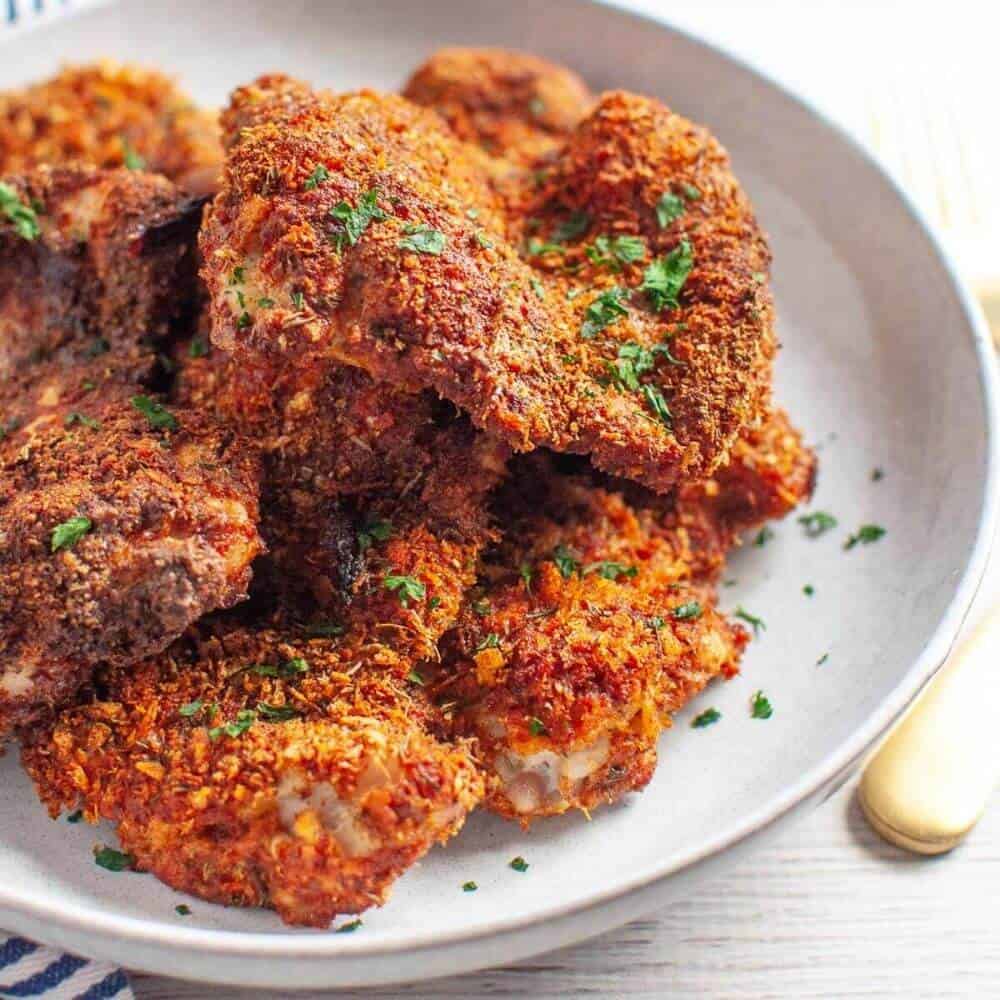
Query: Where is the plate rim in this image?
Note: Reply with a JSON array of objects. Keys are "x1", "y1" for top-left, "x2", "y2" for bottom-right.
[{"x1": 1, "y1": 0, "x2": 997, "y2": 981}]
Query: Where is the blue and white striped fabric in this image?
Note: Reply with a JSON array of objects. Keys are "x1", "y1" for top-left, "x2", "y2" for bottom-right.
[{"x1": 0, "y1": 935, "x2": 131, "y2": 1000}]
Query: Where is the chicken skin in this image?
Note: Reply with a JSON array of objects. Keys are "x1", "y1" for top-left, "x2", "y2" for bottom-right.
[
  {"x1": 199, "y1": 77, "x2": 774, "y2": 492},
  {"x1": 0, "y1": 62, "x2": 221, "y2": 193},
  {"x1": 21, "y1": 623, "x2": 484, "y2": 927}
]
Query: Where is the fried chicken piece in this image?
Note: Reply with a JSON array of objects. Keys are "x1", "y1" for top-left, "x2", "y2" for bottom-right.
[
  {"x1": 174, "y1": 339, "x2": 508, "y2": 661},
  {"x1": 0, "y1": 165, "x2": 205, "y2": 378},
  {"x1": 403, "y1": 48, "x2": 592, "y2": 164},
  {"x1": 430, "y1": 459, "x2": 746, "y2": 821},
  {"x1": 200, "y1": 77, "x2": 773, "y2": 492},
  {"x1": 0, "y1": 61, "x2": 221, "y2": 192},
  {"x1": 0, "y1": 388, "x2": 261, "y2": 738},
  {"x1": 21, "y1": 624, "x2": 484, "y2": 927}
]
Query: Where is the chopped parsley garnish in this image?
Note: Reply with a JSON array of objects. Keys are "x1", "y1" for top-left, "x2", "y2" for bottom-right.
[
  {"x1": 750, "y1": 690, "x2": 773, "y2": 719},
  {"x1": 384, "y1": 574, "x2": 426, "y2": 606},
  {"x1": 188, "y1": 337, "x2": 209, "y2": 359},
  {"x1": 121, "y1": 136, "x2": 146, "y2": 171},
  {"x1": 648, "y1": 615, "x2": 665, "y2": 630},
  {"x1": 306, "y1": 622, "x2": 343, "y2": 638},
  {"x1": 519, "y1": 563, "x2": 534, "y2": 590},
  {"x1": 509, "y1": 856, "x2": 529, "y2": 873},
  {"x1": 208, "y1": 708, "x2": 257, "y2": 741},
  {"x1": 67, "y1": 810, "x2": 83, "y2": 824},
  {"x1": 871, "y1": 467, "x2": 884, "y2": 482},
  {"x1": 642, "y1": 384, "x2": 672, "y2": 427},
  {"x1": 692, "y1": 708, "x2": 721, "y2": 728},
  {"x1": 816, "y1": 652, "x2": 829, "y2": 666},
  {"x1": 335, "y1": 918, "x2": 363, "y2": 934},
  {"x1": 655, "y1": 192, "x2": 686, "y2": 228},
  {"x1": 407, "y1": 669, "x2": 425, "y2": 686},
  {"x1": 581, "y1": 287, "x2": 629, "y2": 339},
  {"x1": 331, "y1": 188, "x2": 386, "y2": 248},
  {"x1": 250, "y1": 657, "x2": 309, "y2": 678},
  {"x1": 803, "y1": 584, "x2": 815, "y2": 597},
  {"x1": 673, "y1": 601, "x2": 702, "y2": 620},
  {"x1": 735, "y1": 607, "x2": 765, "y2": 635},
  {"x1": 528, "y1": 716, "x2": 547, "y2": 736},
  {"x1": 472, "y1": 599, "x2": 492, "y2": 616},
  {"x1": 475, "y1": 633, "x2": 501, "y2": 652},
  {"x1": 64, "y1": 411, "x2": 100, "y2": 430},
  {"x1": 552, "y1": 543, "x2": 579, "y2": 579},
  {"x1": 257, "y1": 297, "x2": 275, "y2": 308},
  {"x1": 551, "y1": 211, "x2": 591, "y2": 243},
  {"x1": 0, "y1": 181, "x2": 40, "y2": 240},
  {"x1": 399, "y1": 224, "x2": 446, "y2": 255},
  {"x1": 586, "y1": 234, "x2": 646, "y2": 270},
  {"x1": 51, "y1": 515, "x2": 92, "y2": 553},
  {"x1": 462, "y1": 880, "x2": 478, "y2": 892},
  {"x1": 291, "y1": 290, "x2": 305, "y2": 309},
  {"x1": 798, "y1": 511, "x2": 837, "y2": 538},
  {"x1": 428, "y1": 596, "x2": 442, "y2": 610},
  {"x1": 844, "y1": 524, "x2": 886, "y2": 550},
  {"x1": 357, "y1": 517, "x2": 393, "y2": 552},
  {"x1": 257, "y1": 702, "x2": 299, "y2": 721},
  {"x1": 304, "y1": 164, "x2": 330, "y2": 190},
  {"x1": 475, "y1": 231, "x2": 493, "y2": 250},
  {"x1": 530, "y1": 276, "x2": 545, "y2": 300},
  {"x1": 583, "y1": 560, "x2": 637, "y2": 581},
  {"x1": 526, "y1": 238, "x2": 564, "y2": 257},
  {"x1": 641, "y1": 239, "x2": 693, "y2": 312},
  {"x1": 754, "y1": 526, "x2": 774, "y2": 547},
  {"x1": 131, "y1": 395, "x2": 177, "y2": 431},
  {"x1": 682, "y1": 183, "x2": 701, "y2": 201},
  {"x1": 94, "y1": 846, "x2": 135, "y2": 872},
  {"x1": 178, "y1": 700, "x2": 204, "y2": 718},
  {"x1": 175, "y1": 904, "x2": 192, "y2": 916},
  {"x1": 230, "y1": 266, "x2": 245, "y2": 285}
]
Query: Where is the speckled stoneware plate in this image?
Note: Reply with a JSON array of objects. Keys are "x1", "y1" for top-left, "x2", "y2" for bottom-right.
[{"x1": 0, "y1": 0, "x2": 996, "y2": 989}]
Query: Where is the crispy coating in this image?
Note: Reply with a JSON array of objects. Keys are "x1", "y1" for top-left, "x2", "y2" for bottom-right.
[
  {"x1": 0, "y1": 61, "x2": 221, "y2": 192},
  {"x1": 403, "y1": 47, "x2": 593, "y2": 164},
  {"x1": 21, "y1": 624, "x2": 484, "y2": 927},
  {"x1": 200, "y1": 77, "x2": 774, "y2": 492},
  {"x1": 431, "y1": 460, "x2": 747, "y2": 820},
  {"x1": 174, "y1": 340, "x2": 508, "y2": 661},
  {"x1": 0, "y1": 165, "x2": 204, "y2": 378},
  {"x1": 0, "y1": 391, "x2": 262, "y2": 737}
]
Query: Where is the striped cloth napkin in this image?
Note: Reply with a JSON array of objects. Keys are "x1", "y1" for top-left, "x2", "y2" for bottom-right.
[{"x1": 0, "y1": 935, "x2": 131, "y2": 999}]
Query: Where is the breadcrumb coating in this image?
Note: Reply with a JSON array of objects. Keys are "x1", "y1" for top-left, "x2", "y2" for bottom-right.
[
  {"x1": 0, "y1": 62, "x2": 221, "y2": 192},
  {"x1": 21, "y1": 624, "x2": 484, "y2": 927},
  {"x1": 200, "y1": 77, "x2": 773, "y2": 492}
]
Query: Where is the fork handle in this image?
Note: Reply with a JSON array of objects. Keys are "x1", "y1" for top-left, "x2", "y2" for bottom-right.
[{"x1": 859, "y1": 609, "x2": 1000, "y2": 853}]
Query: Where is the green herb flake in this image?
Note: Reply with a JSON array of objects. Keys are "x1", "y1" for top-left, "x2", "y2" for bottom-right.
[
  {"x1": 528, "y1": 716, "x2": 547, "y2": 736},
  {"x1": 754, "y1": 526, "x2": 774, "y2": 547},
  {"x1": 586, "y1": 234, "x2": 646, "y2": 270},
  {"x1": 518, "y1": 563, "x2": 534, "y2": 591},
  {"x1": 67, "y1": 810, "x2": 83, "y2": 824},
  {"x1": 357, "y1": 517, "x2": 393, "y2": 552},
  {"x1": 551, "y1": 211, "x2": 590, "y2": 243},
  {"x1": 85, "y1": 336, "x2": 110, "y2": 358},
  {"x1": 407, "y1": 669, "x2": 425, "y2": 687},
  {"x1": 306, "y1": 622, "x2": 343, "y2": 638},
  {"x1": 0, "y1": 180, "x2": 41, "y2": 240},
  {"x1": 673, "y1": 601, "x2": 702, "y2": 621},
  {"x1": 131, "y1": 395, "x2": 177, "y2": 431},
  {"x1": 472, "y1": 599, "x2": 492, "y2": 616},
  {"x1": 399, "y1": 224, "x2": 446, "y2": 255},
  {"x1": 335, "y1": 918, "x2": 363, "y2": 934},
  {"x1": 798, "y1": 511, "x2": 837, "y2": 538},
  {"x1": 188, "y1": 337, "x2": 209, "y2": 359},
  {"x1": 230, "y1": 267, "x2": 245, "y2": 285},
  {"x1": 735, "y1": 606, "x2": 765, "y2": 635},
  {"x1": 428, "y1": 596, "x2": 443, "y2": 610},
  {"x1": 655, "y1": 192, "x2": 686, "y2": 228},
  {"x1": 803, "y1": 584, "x2": 815, "y2": 597},
  {"x1": 642, "y1": 384, "x2": 673, "y2": 427},
  {"x1": 178, "y1": 700, "x2": 204, "y2": 718},
  {"x1": 816, "y1": 652, "x2": 829, "y2": 666},
  {"x1": 649, "y1": 615, "x2": 666, "y2": 630},
  {"x1": 291, "y1": 290, "x2": 305, "y2": 309},
  {"x1": 475, "y1": 231, "x2": 493, "y2": 250},
  {"x1": 475, "y1": 633, "x2": 501, "y2": 653},
  {"x1": 750, "y1": 690, "x2": 773, "y2": 719},
  {"x1": 509, "y1": 856, "x2": 529, "y2": 873},
  {"x1": 384, "y1": 574, "x2": 426, "y2": 606},
  {"x1": 530, "y1": 276, "x2": 546, "y2": 300},
  {"x1": 51, "y1": 515, "x2": 92, "y2": 553},
  {"x1": 526, "y1": 237, "x2": 564, "y2": 257},
  {"x1": 692, "y1": 708, "x2": 721, "y2": 728},
  {"x1": 552, "y1": 543, "x2": 579, "y2": 579},
  {"x1": 64, "y1": 411, "x2": 100, "y2": 430},
  {"x1": 844, "y1": 524, "x2": 886, "y2": 550},
  {"x1": 304, "y1": 164, "x2": 330, "y2": 190},
  {"x1": 251, "y1": 657, "x2": 310, "y2": 679},
  {"x1": 175, "y1": 904, "x2": 192, "y2": 916},
  {"x1": 331, "y1": 188, "x2": 387, "y2": 247},
  {"x1": 208, "y1": 708, "x2": 257, "y2": 741},
  {"x1": 257, "y1": 702, "x2": 299, "y2": 722},
  {"x1": 120, "y1": 135, "x2": 146, "y2": 171},
  {"x1": 94, "y1": 846, "x2": 135, "y2": 872},
  {"x1": 257, "y1": 297, "x2": 275, "y2": 309},
  {"x1": 583, "y1": 560, "x2": 637, "y2": 581},
  {"x1": 581, "y1": 287, "x2": 629, "y2": 339},
  {"x1": 641, "y1": 239, "x2": 693, "y2": 312},
  {"x1": 682, "y1": 183, "x2": 701, "y2": 201},
  {"x1": 461, "y1": 880, "x2": 478, "y2": 892}
]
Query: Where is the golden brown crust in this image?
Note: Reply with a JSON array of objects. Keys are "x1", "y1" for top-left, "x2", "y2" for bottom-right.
[
  {"x1": 199, "y1": 78, "x2": 774, "y2": 493},
  {"x1": 0, "y1": 62, "x2": 221, "y2": 192},
  {"x1": 21, "y1": 624, "x2": 484, "y2": 927}
]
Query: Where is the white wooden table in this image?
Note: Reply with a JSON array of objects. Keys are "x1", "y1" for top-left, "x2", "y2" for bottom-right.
[{"x1": 135, "y1": 2, "x2": 1000, "y2": 995}]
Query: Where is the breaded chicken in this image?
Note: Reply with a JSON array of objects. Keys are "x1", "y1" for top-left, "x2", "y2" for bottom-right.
[
  {"x1": 429, "y1": 458, "x2": 746, "y2": 820},
  {"x1": 403, "y1": 47, "x2": 593, "y2": 164},
  {"x1": 0, "y1": 390, "x2": 262, "y2": 738},
  {"x1": 199, "y1": 77, "x2": 774, "y2": 492},
  {"x1": 174, "y1": 341, "x2": 508, "y2": 661},
  {"x1": 0, "y1": 62, "x2": 221, "y2": 192},
  {"x1": 21, "y1": 623, "x2": 484, "y2": 927},
  {"x1": 0, "y1": 165, "x2": 204, "y2": 378}
]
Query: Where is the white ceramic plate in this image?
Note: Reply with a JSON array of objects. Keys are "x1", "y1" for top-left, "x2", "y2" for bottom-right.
[{"x1": 1, "y1": 0, "x2": 996, "y2": 989}]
